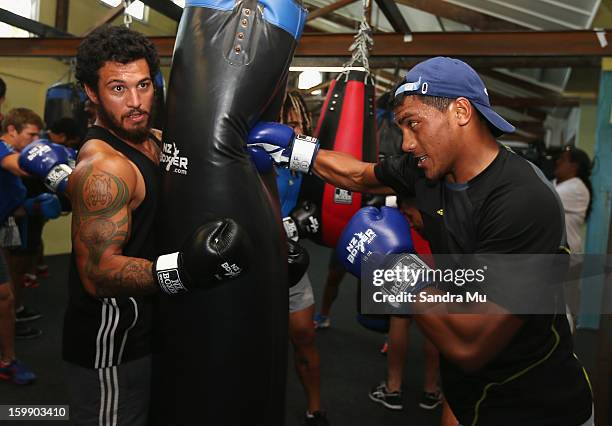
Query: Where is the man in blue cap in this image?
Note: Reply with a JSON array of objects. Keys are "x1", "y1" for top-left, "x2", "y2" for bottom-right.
[{"x1": 247, "y1": 57, "x2": 593, "y2": 425}]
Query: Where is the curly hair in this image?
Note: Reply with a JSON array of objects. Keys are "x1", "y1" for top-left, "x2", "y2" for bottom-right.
[{"x1": 75, "y1": 25, "x2": 160, "y2": 92}]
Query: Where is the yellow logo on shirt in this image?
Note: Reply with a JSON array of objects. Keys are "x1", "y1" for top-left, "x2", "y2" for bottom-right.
[{"x1": 437, "y1": 209, "x2": 444, "y2": 216}]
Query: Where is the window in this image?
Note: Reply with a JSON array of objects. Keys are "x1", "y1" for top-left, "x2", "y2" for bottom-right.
[
  {"x1": 0, "y1": 0, "x2": 39, "y2": 38},
  {"x1": 99, "y1": 0, "x2": 148, "y2": 22}
]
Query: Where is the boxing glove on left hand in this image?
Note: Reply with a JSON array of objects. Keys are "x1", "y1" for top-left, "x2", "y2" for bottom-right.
[
  {"x1": 336, "y1": 206, "x2": 414, "y2": 277},
  {"x1": 153, "y1": 218, "x2": 253, "y2": 295},
  {"x1": 247, "y1": 122, "x2": 319, "y2": 174}
]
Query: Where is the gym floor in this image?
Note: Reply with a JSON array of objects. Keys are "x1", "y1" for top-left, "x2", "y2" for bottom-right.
[{"x1": 0, "y1": 241, "x2": 597, "y2": 426}]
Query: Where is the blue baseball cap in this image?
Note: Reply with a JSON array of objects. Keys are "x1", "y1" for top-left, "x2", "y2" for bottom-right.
[{"x1": 394, "y1": 57, "x2": 515, "y2": 136}]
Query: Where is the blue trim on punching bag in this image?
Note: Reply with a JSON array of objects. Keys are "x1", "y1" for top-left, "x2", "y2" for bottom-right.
[
  {"x1": 46, "y1": 85, "x2": 72, "y2": 100},
  {"x1": 186, "y1": 0, "x2": 307, "y2": 40}
]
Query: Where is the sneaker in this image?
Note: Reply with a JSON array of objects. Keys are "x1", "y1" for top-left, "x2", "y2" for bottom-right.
[
  {"x1": 419, "y1": 391, "x2": 442, "y2": 410},
  {"x1": 304, "y1": 411, "x2": 329, "y2": 426},
  {"x1": 0, "y1": 360, "x2": 37, "y2": 384},
  {"x1": 15, "y1": 325, "x2": 42, "y2": 340},
  {"x1": 36, "y1": 264, "x2": 49, "y2": 279},
  {"x1": 313, "y1": 313, "x2": 330, "y2": 330},
  {"x1": 22, "y1": 273, "x2": 39, "y2": 289},
  {"x1": 15, "y1": 306, "x2": 42, "y2": 322},
  {"x1": 369, "y1": 382, "x2": 403, "y2": 411}
]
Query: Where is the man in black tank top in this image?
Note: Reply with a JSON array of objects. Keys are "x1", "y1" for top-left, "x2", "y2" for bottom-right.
[
  {"x1": 248, "y1": 57, "x2": 593, "y2": 425},
  {"x1": 64, "y1": 26, "x2": 252, "y2": 426}
]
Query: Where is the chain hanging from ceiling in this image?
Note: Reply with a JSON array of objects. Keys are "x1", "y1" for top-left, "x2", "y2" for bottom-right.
[
  {"x1": 123, "y1": 0, "x2": 133, "y2": 28},
  {"x1": 343, "y1": 0, "x2": 374, "y2": 71}
]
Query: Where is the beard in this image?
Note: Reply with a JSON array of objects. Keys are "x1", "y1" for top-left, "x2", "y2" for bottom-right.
[{"x1": 96, "y1": 97, "x2": 155, "y2": 145}]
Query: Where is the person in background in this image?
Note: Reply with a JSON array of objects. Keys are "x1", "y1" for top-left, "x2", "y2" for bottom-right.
[
  {"x1": 278, "y1": 91, "x2": 329, "y2": 426},
  {"x1": 369, "y1": 196, "x2": 445, "y2": 414},
  {"x1": 553, "y1": 145, "x2": 592, "y2": 330},
  {"x1": 553, "y1": 146, "x2": 592, "y2": 254},
  {"x1": 47, "y1": 117, "x2": 82, "y2": 150},
  {"x1": 1, "y1": 108, "x2": 46, "y2": 338},
  {"x1": 0, "y1": 107, "x2": 43, "y2": 383}
]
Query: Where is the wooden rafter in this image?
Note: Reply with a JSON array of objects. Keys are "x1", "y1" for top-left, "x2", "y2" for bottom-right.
[
  {"x1": 0, "y1": 31, "x2": 608, "y2": 59},
  {"x1": 55, "y1": 0, "x2": 69, "y2": 32},
  {"x1": 0, "y1": 8, "x2": 70, "y2": 37},
  {"x1": 306, "y1": 0, "x2": 360, "y2": 22},
  {"x1": 374, "y1": 0, "x2": 411, "y2": 34},
  {"x1": 81, "y1": 4, "x2": 125, "y2": 36}
]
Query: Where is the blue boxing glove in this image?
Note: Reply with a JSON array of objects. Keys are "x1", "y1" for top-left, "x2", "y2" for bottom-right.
[
  {"x1": 247, "y1": 122, "x2": 319, "y2": 174},
  {"x1": 23, "y1": 193, "x2": 61, "y2": 219},
  {"x1": 336, "y1": 206, "x2": 414, "y2": 277},
  {"x1": 18, "y1": 140, "x2": 72, "y2": 193},
  {"x1": 247, "y1": 145, "x2": 274, "y2": 173}
]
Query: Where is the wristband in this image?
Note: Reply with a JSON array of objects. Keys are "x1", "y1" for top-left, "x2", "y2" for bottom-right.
[
  {"x1": 289, "y1": 135, "x2": 319, "y2": 174},
  {"x1": 45, "y1": 164, "x2": 72, "y2": 193},
  {"x1": 283, "y1": 217, "x2": 299, "y2": 241},
  {"x1": 155, "y1": 252, "x2": 189, "y2": 295},
  {"x1": 378, "y1": 253, "x2": 432, "y2": 308}
]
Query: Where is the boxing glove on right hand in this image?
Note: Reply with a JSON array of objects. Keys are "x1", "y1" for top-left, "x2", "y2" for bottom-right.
[
  {"x1": 154, "y1": 218, "x2": 252, "y2": 295},
  {"x1": 247, "y1": 122, "x2": 319, "y2": 174},
  {"x1": 19, "y1": 140, "x2": 73, "y2": 193},
  {"x1": 336, "y1": 206, "x2": 413, "y2": 278}
]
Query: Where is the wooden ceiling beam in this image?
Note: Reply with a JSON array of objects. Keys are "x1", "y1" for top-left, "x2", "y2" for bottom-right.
[
  {"x1": 0, "y1": 31, "x2": 608, "y2": 58},
  {"x1": 294, "y1": 31, "x2": 612, "y2": 57}
]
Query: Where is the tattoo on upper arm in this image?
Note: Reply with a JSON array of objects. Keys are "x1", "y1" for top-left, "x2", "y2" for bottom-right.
[{"x1": 74, "y1": 165, "x2": 151, "y2": 296}]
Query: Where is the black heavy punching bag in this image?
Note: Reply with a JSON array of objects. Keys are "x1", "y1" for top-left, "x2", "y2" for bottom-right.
[
  {"x1": 153, "y1": 1, "x2": 306, "y2": 425},
  {"x1": 43, "y1": 82, "x2": 88, "y2": 139}
]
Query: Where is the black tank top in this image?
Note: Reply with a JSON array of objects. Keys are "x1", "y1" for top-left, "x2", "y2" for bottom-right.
[{"x1": 63, "y1": 126, "x2": 159, "y2": 368}]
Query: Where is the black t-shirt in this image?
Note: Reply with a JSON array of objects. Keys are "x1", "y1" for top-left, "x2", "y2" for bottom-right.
[{"x1": 374, "y1": 146, "x2": 592, "y2": 425}]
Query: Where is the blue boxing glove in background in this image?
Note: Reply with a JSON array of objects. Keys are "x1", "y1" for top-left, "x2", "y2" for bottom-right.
[
  {"x1": 18, "y1": 140, "x2": 73, "y2": 193},
  {"x1": 23, "y1": 193, "x2": 61, "y2": 219}
]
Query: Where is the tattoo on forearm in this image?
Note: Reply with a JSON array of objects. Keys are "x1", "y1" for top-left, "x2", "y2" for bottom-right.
[{"x1": 74, "y1": 165, "x2": 154, "y2": 297}]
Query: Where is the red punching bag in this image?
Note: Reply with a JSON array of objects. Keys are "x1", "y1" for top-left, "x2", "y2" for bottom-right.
[
  {"x1": 297, "y1": 11, "x2": 378, "y2": 248},
  {"x1": 313, "y1": 70, "x2": 378, "y2": 248}
]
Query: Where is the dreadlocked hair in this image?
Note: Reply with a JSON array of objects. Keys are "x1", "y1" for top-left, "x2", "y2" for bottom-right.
[{"x1": 280, "y1": 90, "x2": 313, "y2": 135}]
